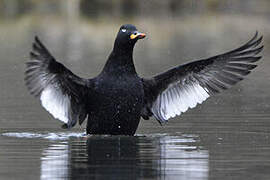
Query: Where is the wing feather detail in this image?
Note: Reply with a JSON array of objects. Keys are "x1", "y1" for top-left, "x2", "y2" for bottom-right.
[
  {"x1": 142, "y1": 32, "x2": 263, "y2": 124},
  {"x1": 25, "y1": 36, "x2": 89, "y2": 128}
]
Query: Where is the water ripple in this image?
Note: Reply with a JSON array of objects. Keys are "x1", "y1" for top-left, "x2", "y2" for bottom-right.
[{"x1": 2, "y1": 132, "x2": 86, "y2": 140}]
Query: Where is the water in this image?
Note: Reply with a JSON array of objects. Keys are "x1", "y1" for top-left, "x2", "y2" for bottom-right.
[
  {"x1": 1, "y1": 131, "x2": 270, "y2": 180},
  {"x1": 1, "y1": 1, "x2": 270, "y2": 179},
  {"x1": 1, "y1": 132, "x2": 208, "y2": 180}
]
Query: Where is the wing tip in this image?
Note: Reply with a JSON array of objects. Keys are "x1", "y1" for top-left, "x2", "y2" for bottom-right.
[
  {"x1": 31, "y1": 35, "x2": 52, "y2": 59},
  {"x1": 34, "y1": 35, "x2": 38, "y2": 41},
  {"x1": 246, "y1": 31, "x2": 263, "y2": 50},
  {"x1": 34, "y1": 35, "x2": 42, "y2": 45}
]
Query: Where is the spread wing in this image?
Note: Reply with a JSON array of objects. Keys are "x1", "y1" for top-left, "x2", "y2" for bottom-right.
[
  {"x1": 141, "y1": 32, "x2": 263, "y2": 124},
  {"x1": 25, "y1": 36, "x2": 90, "y2": 129}
]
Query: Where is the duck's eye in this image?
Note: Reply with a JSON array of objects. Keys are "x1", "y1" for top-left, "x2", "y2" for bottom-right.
[{"x1": 121, "y1": 29, "x2": 127, "y2": 33}]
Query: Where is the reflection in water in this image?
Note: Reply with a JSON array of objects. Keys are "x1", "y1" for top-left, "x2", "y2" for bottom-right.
[
  {"x1": 41, "y1": 143, "x2": 69, "y2": 180},
  {"x1": 159, "y1": 136, "x2": 208, "y2": 179},
  {"x1": 41, "y1": 135, "x2": 208, "y2": 180}
]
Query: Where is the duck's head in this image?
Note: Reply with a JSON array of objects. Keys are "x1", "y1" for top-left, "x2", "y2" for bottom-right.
[{"x1": 113, "y1": 24, "x2": 146, "y2": 52}]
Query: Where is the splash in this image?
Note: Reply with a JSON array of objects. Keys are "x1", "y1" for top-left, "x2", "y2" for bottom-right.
[{"x1": 2, "y1": 132, "x2": 86, "y2": 140}]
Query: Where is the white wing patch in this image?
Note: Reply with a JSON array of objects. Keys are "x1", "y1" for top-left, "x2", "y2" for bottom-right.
[
  {"x1": 152, "y1": 81, "x2": 210, "y2": 123},
  {"x1": 40, "y1": 85, "x2": 71, "y2": 123}
]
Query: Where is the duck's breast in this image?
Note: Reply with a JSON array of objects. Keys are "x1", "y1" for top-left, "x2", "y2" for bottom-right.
[{"x1": 86, "y1": 75, "x2": 144, "y2": 135}]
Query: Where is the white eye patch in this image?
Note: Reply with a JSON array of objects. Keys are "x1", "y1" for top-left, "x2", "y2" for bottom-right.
[{"x1": 121, "y1": 29, "x2": 127, "y2": 32}]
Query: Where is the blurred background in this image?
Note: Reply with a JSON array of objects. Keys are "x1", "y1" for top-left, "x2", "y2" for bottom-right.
[{"x1": 0, "y1": 1, "x2": 270, "y2": 179}]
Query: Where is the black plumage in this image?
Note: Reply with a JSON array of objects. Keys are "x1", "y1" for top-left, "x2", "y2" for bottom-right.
[{"x1": 25, "y1": 24, "x2": 263, "y2": 135}]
